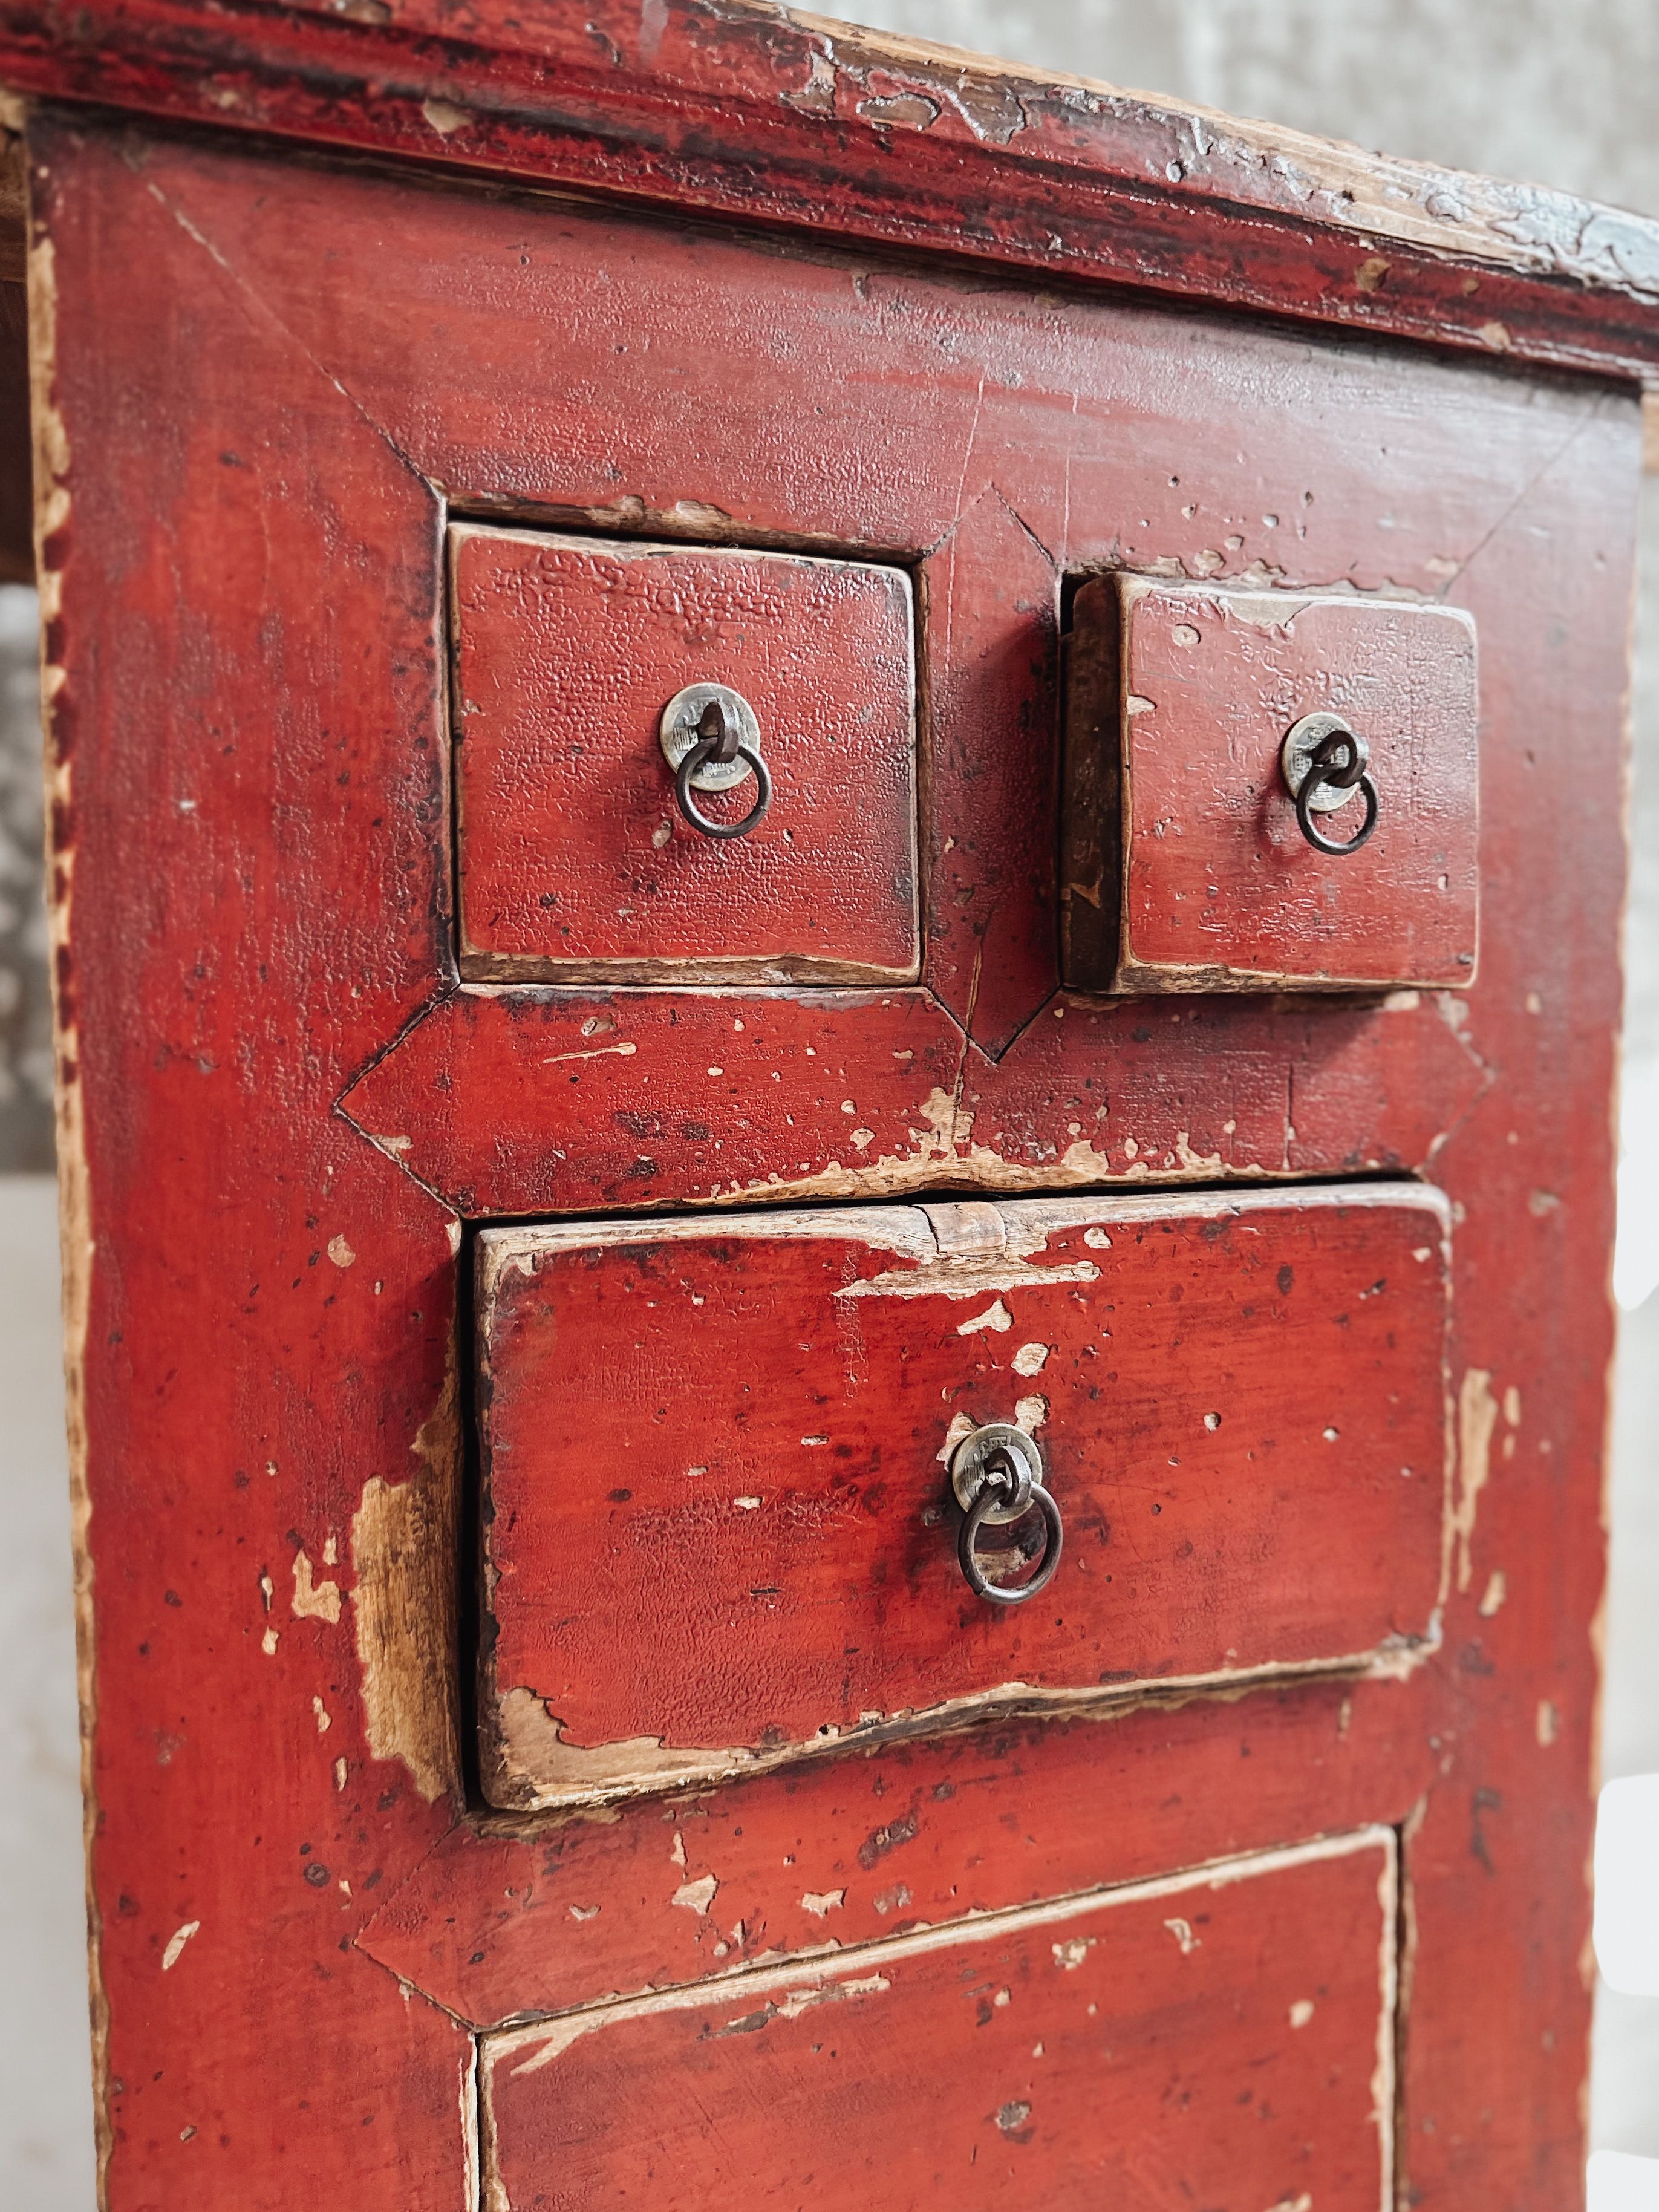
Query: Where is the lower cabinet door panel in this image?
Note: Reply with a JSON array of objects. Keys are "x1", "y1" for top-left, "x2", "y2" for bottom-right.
[
  {"x1": 475, "y1": 1185, "x2": 1450, "y2": 1808},
  {"x1": 481, "y1": 1828, "x2": 1396, "y2": 2211}
]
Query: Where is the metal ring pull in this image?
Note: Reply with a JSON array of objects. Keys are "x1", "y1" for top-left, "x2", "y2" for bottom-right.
[
  {"x1": 1280, "y1": 712, "x2": 1380, "y2": 858},
  {"x1": 662, "y1": 691, "x2": 773, "y2": 840},
  {"x1": 948, "y1": 1424, "x2": 1064, "y2": 1607}
]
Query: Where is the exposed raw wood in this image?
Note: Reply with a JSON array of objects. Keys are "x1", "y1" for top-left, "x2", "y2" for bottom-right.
[{"x1": 349, "y1": 1342, "x2": 463, "y2": 1806}]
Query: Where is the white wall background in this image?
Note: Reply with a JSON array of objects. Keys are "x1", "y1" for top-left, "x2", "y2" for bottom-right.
[{"x1": 4, "y1": 5, "x2": 1659, "y2": 2202}]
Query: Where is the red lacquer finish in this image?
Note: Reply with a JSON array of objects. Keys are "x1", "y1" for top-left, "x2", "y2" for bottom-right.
[
  {"x1": 5, "y1": 0, "x2": 1659, "y2": 382},
  {"x1": 1065, "y1": 577, "x2": 1481, "y2": 991},
  {"x1": 481, "y1": 1832, "x2": 1397, "y2": 2212},
  {"x1": 22, "y1": 16, "x2": 1644, "y2": 2204},
  {"x1": 475, "y1": 1187, "x2": 1450, "y2": 1807},
  {"x1": 360, "y1": 1675, "x2": 1437, "y2": 2029},
  {"x1": 451, "y1": 525, "x2": 918, "y2": 982}
]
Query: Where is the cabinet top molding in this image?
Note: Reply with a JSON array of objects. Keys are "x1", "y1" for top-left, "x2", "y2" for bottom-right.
[{"x1": 4, "y1": 0, "x2": 1659, "y2": 379}]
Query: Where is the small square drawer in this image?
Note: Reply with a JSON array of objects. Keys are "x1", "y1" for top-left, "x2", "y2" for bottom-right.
[
  {"x1": 1062, "y1": 575, "x2": 1479, "y2": 992},
  {"x1": 474, "y1": 1184, "x2": 1450, "y2": 1810},
  {"x1": 449, "y1": 525, "x2": 919, "y2": 984},
  {"x1": 481, "y1": 1829, "x2": 1397, "y2": 2212}
]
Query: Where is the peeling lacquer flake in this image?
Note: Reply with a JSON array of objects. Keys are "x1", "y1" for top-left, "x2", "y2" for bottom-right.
[
  {"x1": 672, "y1": 1875, "x2": 719, "y2": 1914},
  {"x1": 350, "y1": 1348, "x2": 462, "y2": 1804},
  {"x1": 291, "y1": 1550, "x2": 341, "y2": 1624},
  {"x1": 161, "y1": 1921, "x2": 200, "y2": 1972},
  {"x1": 1162, "y1": 1916, "x2": 1201, "y2": 1954},
  {"x1": 420, "y1": 98, "x2": 472, "y2": 137},
  {"x1": 492, "y1": 1685, "x2": 749, "y2": 1804},
  {"x1": 508, "y1": 2012, "x2": 604, "y2": 2078},
  {"x1": 327, "y1": 1234, "x2": 356, "y2": 1268},
  {"x1": 1450, "y1": 1369, "x2": 1500, "y2": 1594},
  {"x1": 723, "y1": 1085, "x2": 1164, "y2": 1210},
  {"x1": 1052, "y1": 1937, "x2": 1094, "y2": 1969},
  {"x1": 800, "y1": 1888, "x2": 845, "y2": 1918},
  {"x1": 957, "y1": 1299, "x2": 1012, "y2": 1334}
]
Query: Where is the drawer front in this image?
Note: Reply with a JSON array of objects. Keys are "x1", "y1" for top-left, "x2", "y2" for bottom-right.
[
  {"x1": 482, "y1": 1829, "x2": 1396, "y2": 2211},
  {"x1": 451, "y1": 524, "x2": 919, "y2": 983},
  {"x1": 1063, "y1": 576, "x2": 1479, "y2": 992},
  {"x1": 475, "y1": 1184, "x2": 1449, "y2": 1809}
]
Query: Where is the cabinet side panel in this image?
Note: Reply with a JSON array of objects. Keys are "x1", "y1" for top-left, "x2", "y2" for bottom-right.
[{"x1": 33, "y1": 113, "x2": 474, "y2": 2211}]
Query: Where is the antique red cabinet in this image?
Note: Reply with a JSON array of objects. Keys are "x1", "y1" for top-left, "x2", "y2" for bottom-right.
[{"x1": 2, "y1": 3, "x2": 1656, "y2": 2207}]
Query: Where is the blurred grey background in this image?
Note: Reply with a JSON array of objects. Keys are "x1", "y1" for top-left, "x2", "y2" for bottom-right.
[{"x1": 4, "y1": 4, "x2": 1658, "y2": 2202}]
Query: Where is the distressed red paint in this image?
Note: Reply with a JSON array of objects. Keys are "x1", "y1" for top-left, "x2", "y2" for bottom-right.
[
  {"x1": 7, "y1": 6, "x2": 1648, "y2": 2207},
  {"x1": 475, "y1": 1186, "x2": 1451, "y2": 1807}
]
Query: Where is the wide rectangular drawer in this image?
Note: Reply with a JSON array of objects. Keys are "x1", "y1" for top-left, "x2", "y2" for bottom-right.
[
  {"x1": 481, "y1": 1828, "x2": 1396, "y2": 2211},
  {"x1": 450, "y1": 524, "x2": 919, "y2": 984},
  {"x1": 474, "y1": 1183, "x2": 1449, "y2": 1809}
]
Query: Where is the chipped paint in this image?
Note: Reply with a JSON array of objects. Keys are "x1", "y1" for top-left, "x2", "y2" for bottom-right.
[
  {"x1": 161, "y1": 1920, "x2": 200, "y2": 1972},
  {"x1": 31, "y1": 210, "x2": 115, "y2": 2203},
  {"x1": 348, "y1": 1342, "x2": 461, "y2": 1804},
  {"x1": 838, "y1": 1252, "x2": 1098, "y2": 1301},
  {"x1": 489, "y1": 1687, "x2": 747, "y2": 1804},
  {"x1": 290, "y1": 1550, "x2": 341, "y2": 1624},
  {"x1": 800, "y1": 1888, "x2": 844, "y2": 1918},
  {"x1": 1162, "y1": 1916, "x2": 1200, "y2": 1954},
  {"x1": 483, "y1": 1633, "x2": 1435, "y2": 1812},
  {"x1": 956, "y1": 1299, "x2": 1011, "y2": 1334},
  {"x1": 671, "y1": 1874, "x2": 719, "y2": 1914},
  {"x1": 420, "y1": 97, "x2": 472, "y2": 137},
  {"x1": 1450, "y1": 1369, "x2": 1499, "y2": 1594}
]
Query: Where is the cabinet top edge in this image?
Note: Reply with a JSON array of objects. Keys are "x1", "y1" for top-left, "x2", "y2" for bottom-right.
[{"x1": 5, "y1": 0, "x2": 1659, "y2": 384}]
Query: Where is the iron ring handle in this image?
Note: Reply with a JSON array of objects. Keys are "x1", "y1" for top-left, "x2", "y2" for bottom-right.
[
  {"x1": 957, "y1": 1469, "x2": 1064, "y2": 1607},
  {"x1": 674, "y1": 736, "x2": 773, "y2": 839},
  {"x1": 1293, "y1": 728, "x2": 1379, "y2": 858}
]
